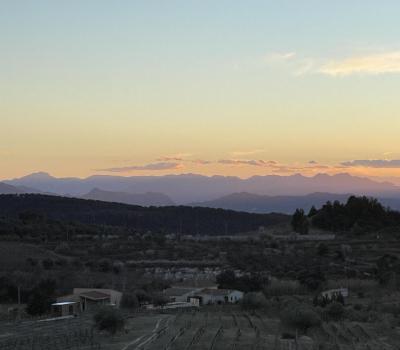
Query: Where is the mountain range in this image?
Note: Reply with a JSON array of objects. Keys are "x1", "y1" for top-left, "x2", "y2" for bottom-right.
[
  {"x1": 191, "y1": 192, "x2": 400, "y2": 214},
  {"x1": 0, "y1": 182, "x2": 42, "y2": 195},
  {"x1": 81, "y1": 188, "x2": 174, "y2": 206},
  {"x1": 2, "y1": 172, "x2": 400, "y2": 212}
]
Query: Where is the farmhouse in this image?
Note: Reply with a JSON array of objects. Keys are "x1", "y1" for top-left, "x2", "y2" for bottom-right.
[{"x1": 195, "y1": 288, "x2": 243, "y2": 305}]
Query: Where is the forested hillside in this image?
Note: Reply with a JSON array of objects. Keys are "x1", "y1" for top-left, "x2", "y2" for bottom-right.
[{"x1": 0, "y1": 194, "x2": 288, "y2": 237}]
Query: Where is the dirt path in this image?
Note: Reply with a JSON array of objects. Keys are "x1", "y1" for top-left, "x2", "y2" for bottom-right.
[{"x1": 121, "y1": 315, "x2": 169, "y2": 350}]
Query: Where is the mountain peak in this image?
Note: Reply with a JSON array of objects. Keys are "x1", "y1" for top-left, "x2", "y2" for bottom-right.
[{"x1": 20, "y1": 172, "x2": 54, "y2": 180}]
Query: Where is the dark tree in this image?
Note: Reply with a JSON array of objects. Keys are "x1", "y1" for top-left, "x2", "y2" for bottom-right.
[
  {"x1": 308, "y1": 206, "x2": 318, "y2": 217},
  {"x1": 94, "y1": 307, "x2": 125, "y2": 335},
  {"x1": 291, "y1": 209, "x2": 309, "y2": 235},
  {"x1": 26, "y1": 279, "x2": 56, "y2": 316}
]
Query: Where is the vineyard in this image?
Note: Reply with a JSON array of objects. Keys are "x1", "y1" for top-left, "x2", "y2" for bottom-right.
[
  {"x1": 0, "y1": 314, "x2": 99, "y2": 350},
  {"x1": 1, "y1": 309, "x2": 400, "y2": 350}
]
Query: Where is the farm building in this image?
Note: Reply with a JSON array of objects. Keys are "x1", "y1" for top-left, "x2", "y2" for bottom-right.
[
  {"x1": 54, "y1": 288, "x2": 123, "y2": 316},
  {"x1": 163, "y1": 287, "x2": 204, "y2": 302},
  {"x1": 73, "y1": 288, "x2": 123, "y2": 308},
  {"x1": 195, "y1": 288, "x2": 243, "y2": 305},
  {"x1": 78, "y1": 290, "x2": 112, "y2": 311},
  {"x1": 51, "y1": 301, "x2": 80, "y2": 317}
]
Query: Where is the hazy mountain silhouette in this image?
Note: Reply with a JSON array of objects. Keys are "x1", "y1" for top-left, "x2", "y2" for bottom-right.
[
  {"x1": 81, "y1": 188, "x2": 174, "y2": 206},
  {"x1": 190, "y1": 192, "x2": 353, "y2": 214},
  {"x1": 0, "y1": 182, "x2": 42, "y2": 195},
  {"x1": 5, "y1": 172, "x2": 400, "y2": 203}
]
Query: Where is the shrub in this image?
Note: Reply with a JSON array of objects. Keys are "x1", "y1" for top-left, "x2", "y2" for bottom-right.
[
  {"x1": 152, "y1": 294, "x2": 169, "y2": 307},
  {"x1": 26, "y1": 278, "x2": 56, "y2": 316},
  {"x1": 241, "y1": 292, "x2": 268, "y2": 310},
  {"x1": 42, "y1": 258, "x2": 54, "y2": 270},
  {"x1": 121, "y1": 293, "x2": 139, "y2": 309},
  {"x1": 281, "y1": 304, "x2": 321, "y2": 333},
  {"x1": 94, "y1": 307, "x2": 125, "y2": 335},
  {"x1": 134, "y1": 289, "x2": 152, "y2": 305},
  {"x1": 54, "y1": 242, "x2": 70, "y2": 254},
  {"x1": 98, "y1": 259, "x2": 112, "y2": 272},
  {"x1": 317, "y1": 243, "x2": 329, "y2": 256},
  {"x1": 281, "y1": 332, "x2": 295, "y2": 339},
  {"x1": 326, "y1": 302, "x2": 344, "y2": 321}
]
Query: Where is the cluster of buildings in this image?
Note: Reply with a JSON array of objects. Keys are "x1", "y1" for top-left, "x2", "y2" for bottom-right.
[{"x1": 52, "y1": 285, "x2": 243, "y2": 317}]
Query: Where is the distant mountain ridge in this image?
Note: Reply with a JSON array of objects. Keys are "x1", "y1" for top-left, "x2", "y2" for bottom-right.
[
  {"x1": 191, "y1": 192, "x2": 400, "y2": 214},
  {"x1": 0, "y1": 182, "x2": 42, "y2": 195},
  {"x1": 82, "y1": 188, "x2": 174, "y2": 206},
  {"x1": 190, "y1": 192, "x2": 351, "y2": 214},
  {"x1": 5, "y1": 172, "x2": 400, "y2": 204}
]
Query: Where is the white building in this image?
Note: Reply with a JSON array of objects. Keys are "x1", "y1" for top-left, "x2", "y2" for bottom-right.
[{"x1": 196, "y1": 288, "x2": 243, "y2": 305}]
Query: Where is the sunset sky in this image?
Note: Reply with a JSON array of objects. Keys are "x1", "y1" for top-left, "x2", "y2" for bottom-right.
[{"x1": 1, "y1": 1, "x2": 400, "y2": 181}]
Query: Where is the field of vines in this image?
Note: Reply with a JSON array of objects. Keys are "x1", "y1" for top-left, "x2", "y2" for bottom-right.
[
  {"x1": 130, "y1": 310, "x2": 310, "y2": 350},
  {"x1": 128, "y1": 310, "x2": 400, "y2": 350},
  {"x1": 1, "y1": 309, "x2": 399, "y2": 350},
  {"x1": 0, "y1": 314, "x2": 100, "y2": 350}
]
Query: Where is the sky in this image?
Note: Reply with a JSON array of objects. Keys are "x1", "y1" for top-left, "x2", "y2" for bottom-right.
[{"x1": 1, "y1": 1, "x2": 400, "y2": 181}]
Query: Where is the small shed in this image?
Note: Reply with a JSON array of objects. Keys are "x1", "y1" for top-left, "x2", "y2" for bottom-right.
[{"x1": 51, "y1": 301, "x2": 80, "y2": 317}]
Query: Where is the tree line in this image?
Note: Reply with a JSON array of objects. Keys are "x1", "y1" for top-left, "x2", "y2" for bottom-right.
[{"x1": 291, "y1": 195, "x2": 400, "y2": 234}]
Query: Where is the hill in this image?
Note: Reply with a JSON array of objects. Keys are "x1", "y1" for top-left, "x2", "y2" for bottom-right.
[
  {"x1": 0, "y1": 194, "x2": 289, "y2": 236},
  {"x1": 191, "y1": 192, "x2": 354, "y2": 214},
  {"x1": 0, "y1": 182, "x2": 42, "y2": 195},
  {"x1": 81, "y1": 188, "x2": 174, "y2": 206},
  {"x1": 5, "y1": 172, "x2": 400, "y2": 203}
]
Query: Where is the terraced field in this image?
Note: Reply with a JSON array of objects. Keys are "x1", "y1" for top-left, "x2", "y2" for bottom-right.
[{"x1": 1, "y1": 309, "x2": 400, "y2": 350}]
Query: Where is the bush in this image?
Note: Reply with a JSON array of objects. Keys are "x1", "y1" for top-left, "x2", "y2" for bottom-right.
[
  {"x1": 281, "y1": 304, "x2": 321, "y2": 333},
  {"x1": 54, "y1": 242, "x2": 70, "y2": 254},
  {"x1": 42, "y1": 258, "x2": 54, "y2": 270},
  {"x1": 134, "y1": 289, "x2": 152, "y2": 304},
  {"x1": 326, "y1": 302, "x2": 344, "y2": 321},
  {"x1": 98, "y1": 259, "x2": 112, "y2": 272},
  {"x1": 121, "y1": 293, "x2": 139, "y2": 309},
  {"x1": 26, "y1": 278, "x2": 56, "y2": 316},
  {"x1": 241, "y1": 292, "x2": 268, "y2": 310},
  {"x1": 152, "y1": 294, "x2": 169, "y2": 307},
  {"x1": 94, "y1": 307, "x2": 125, "y2": 335}
]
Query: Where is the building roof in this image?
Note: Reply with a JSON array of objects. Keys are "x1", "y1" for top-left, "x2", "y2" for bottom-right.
[
  {"x1": 79, "y1": 291, "x2": 111, "y2": 300},
  {"x1": 51, "y1": 301, "x2": 78, "y2": 306}
]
